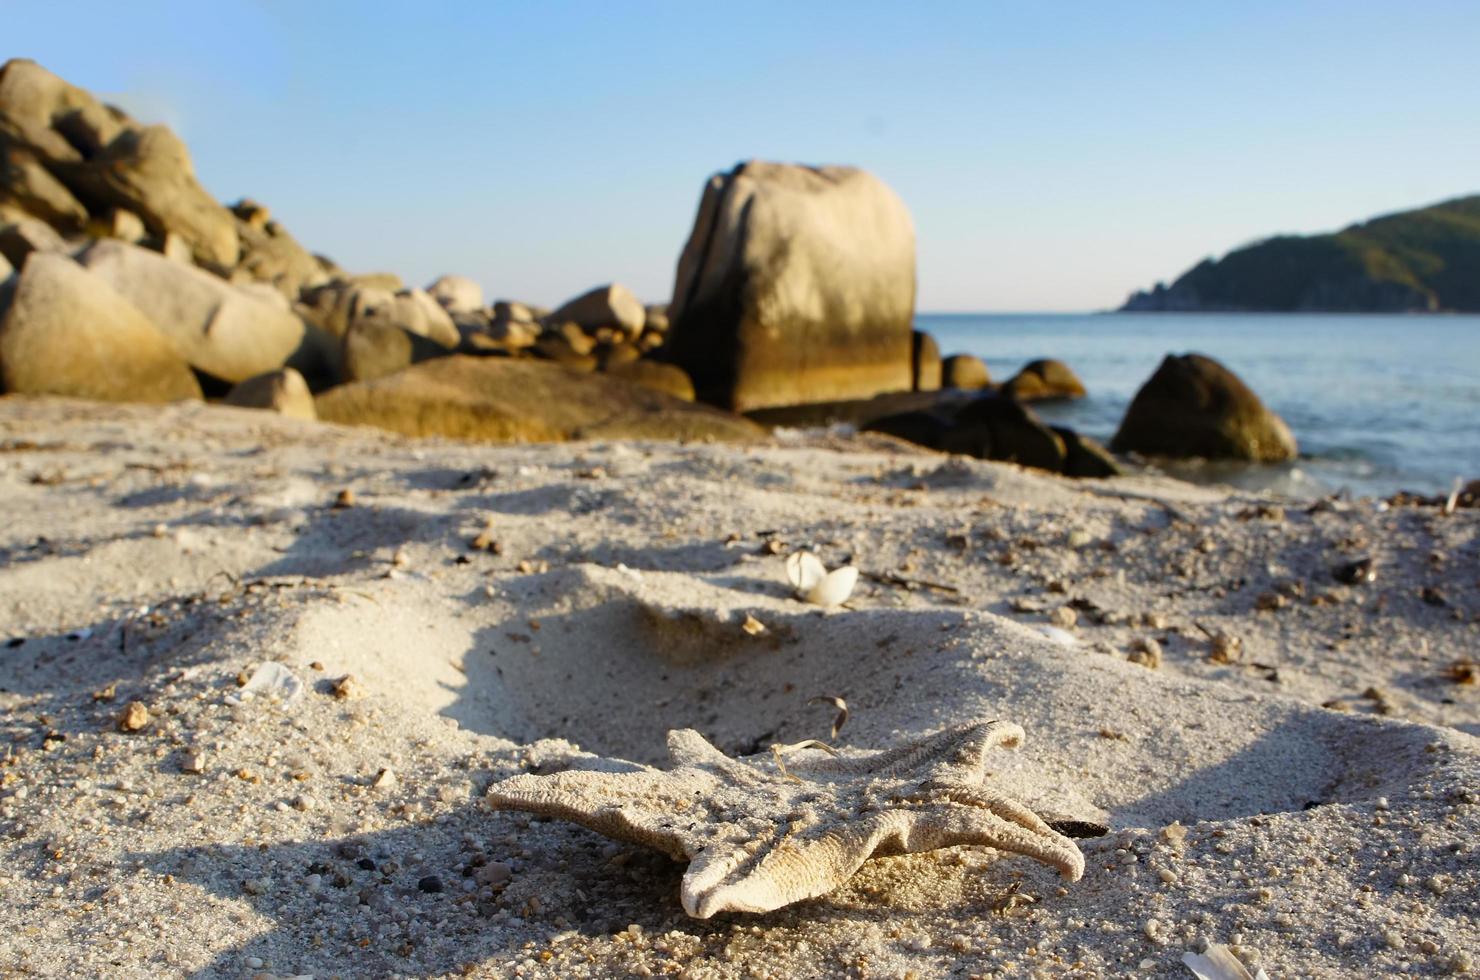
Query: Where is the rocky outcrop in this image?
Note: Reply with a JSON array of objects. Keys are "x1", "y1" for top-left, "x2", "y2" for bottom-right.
[
  {"x1": 342, "y1": 317, "x2": 455, "y2": 383},
  {"x1": 663, "y1": 161, "x2": 916, "y2": 411},
  {"x1": 79, "y1": 239, "x2": 307, "y2": 383},
  {"x1": 941, "y1": 354, "x2": 990, "y2": 390},
  {"x1": 1111, "y1": 353, "x2": 1297, "y2": 462},
  {"x1": 0, "y1": 253, "x2": 201, "y2": 402},
  {"x1": 315, "y1": 356, "x2": 760, "y2": 443},
  {"x1": 1002, "y1": 359, "x2": 1086, "y2": 401}
]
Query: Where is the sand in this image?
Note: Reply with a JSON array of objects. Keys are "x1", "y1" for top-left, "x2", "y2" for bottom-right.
[{"x1": 0, "y1": 395, "x2": 1475, "y2": 978}]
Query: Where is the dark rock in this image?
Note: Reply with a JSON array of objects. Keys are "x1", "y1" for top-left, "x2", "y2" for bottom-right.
[
  {"x1": 941, "y1": 354, "x2": 990, "y2": 389},
  {"x1": 417, "y1": 875, "x2": 444, "y2": 894},
  {"x1": 862, "y1": 410, "x2": 953, "y2": 451},
  {"x1": 1051, "y1": 426, "x2": 1121, "y2": 478},
  {"x1": 664, "y1": 160, "x2": 915, "y2": 410},
  {"x1": 947, "y1": 396, "x2": 1066, "y2": 471},
  {"x1": 1111, "y1": 352, "x2": 1297, "y2": 462},
  {"x1": 1002, "y1": 359, "x2": 1086, "y2": 401}
]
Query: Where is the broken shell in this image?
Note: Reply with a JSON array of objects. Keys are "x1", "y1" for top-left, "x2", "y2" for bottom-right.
[{"x1": 785, "y1": 551, "x2": 858, "y2": 607}]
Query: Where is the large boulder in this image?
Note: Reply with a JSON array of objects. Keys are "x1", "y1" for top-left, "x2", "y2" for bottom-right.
[
  {"x1": 0, "y1": 253, "x2": 201, "y2": 402},
  {"x1": 941, "y1": 353, "x2": 991, "y2": 390},
  {"x1": 223, "y1": 367, "x2": 316, "y2": 420},
  {"x1": 549, "y1": 283, "x2": 644, "y2": 338},
  {"x1": 315, "y1": 356, "x2": 761, "y2": 443},
  {"x1": 663, "y1": 161, "x2": 916, "y2": 411},
  {"x1": 427, "y1": 274, "x2": 485, "y2": 315},
  {"x1": 1111, "y1": 353, "x2": 1297, "y2": 462},
  {"x1": 1002, "y1": 359, "x2": 1086, "y2": 401},
  {"x1": 78, "y1": 239, "x2": 306, "y2": 383}
]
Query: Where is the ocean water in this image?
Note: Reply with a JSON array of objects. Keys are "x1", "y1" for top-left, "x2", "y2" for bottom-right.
[{"x1": 917, "y1": 312, "x2": 1480, "y2": 499}]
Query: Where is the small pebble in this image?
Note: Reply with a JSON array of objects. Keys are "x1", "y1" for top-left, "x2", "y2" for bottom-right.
[
  {"x1": 1128, "y1": 637, "x2": 1162, "y2": 670},
  {"x1": 117, "y1": 701, "x2": 150, "y2": 733},
  {"x1": 1049, "y1": 607, "x2": 1077, "y2": 630},
  {"x1": 331, "y1": 675, "x2": 364, "y2": 700},
  {"x1": 417, "y1": 875, "x2": 444, "y2": 894},
  {"x1": 373, "y1": 768, "x2": 397, "y2": 790},
  {"x1": 333, "y1": 488, "x2": 355, "y2": 508}
]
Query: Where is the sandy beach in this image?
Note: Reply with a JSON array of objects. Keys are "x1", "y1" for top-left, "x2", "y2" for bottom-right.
[{"x1": 1, "y1": 396, "x2": 1475, "y2": 978}]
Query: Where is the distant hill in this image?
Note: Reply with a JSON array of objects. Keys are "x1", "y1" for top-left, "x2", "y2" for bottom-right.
[{"x1": 1122, "y1": 195, "x2": 1480, "y2": 312}]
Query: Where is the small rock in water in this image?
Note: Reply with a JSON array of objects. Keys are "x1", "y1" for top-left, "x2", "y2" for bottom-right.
[
  {"x1": 239, "y1": 662, "x2": 305, "y2": 704},
  {"x1": 117, "y1": 701, "x2": 150, "y2": 732}
]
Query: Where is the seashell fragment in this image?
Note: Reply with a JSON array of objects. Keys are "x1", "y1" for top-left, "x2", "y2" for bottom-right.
[{"x1": 785, "y1": 551, "x2": 858, "y2": 607}]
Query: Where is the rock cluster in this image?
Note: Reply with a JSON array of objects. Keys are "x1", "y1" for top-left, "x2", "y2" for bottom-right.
[{"x1": 0, "y1": 59, "x2": 732, "y2": 443}]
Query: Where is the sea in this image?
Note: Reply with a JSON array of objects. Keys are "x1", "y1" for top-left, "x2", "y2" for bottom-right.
[{"x1": 917, "y1": 312, "x2": 1480, "y2": 500}]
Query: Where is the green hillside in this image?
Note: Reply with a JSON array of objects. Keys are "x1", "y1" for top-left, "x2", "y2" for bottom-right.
[{"x1": 1123, "y1": 195, "x2": 1480, "y2": 312}]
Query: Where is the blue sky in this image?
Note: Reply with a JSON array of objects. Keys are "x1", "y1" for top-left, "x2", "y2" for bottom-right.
[{"x1": 9, "y1": 2, "x2": 1480, "y2": 311}]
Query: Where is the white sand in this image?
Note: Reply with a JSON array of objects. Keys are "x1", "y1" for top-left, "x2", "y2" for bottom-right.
[{"x1": 0, "y1": 396, "x2": 1475, "y2": 978}]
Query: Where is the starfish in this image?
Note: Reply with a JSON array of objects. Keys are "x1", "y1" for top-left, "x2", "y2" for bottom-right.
[{"x1": 486, "y1": 720, "x2": 1086, "y2": 918}]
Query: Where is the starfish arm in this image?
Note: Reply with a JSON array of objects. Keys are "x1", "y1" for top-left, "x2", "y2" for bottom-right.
[
  {"x1": 907, "y1": 799, "x2": 1086, "y2": 882},
  {"x1": 791, "y1": 721, "x2": 1024, "y2": 782},
  {"x1": 681, "y1": 811, "x2": 914, "y2": 918},
  {"x1": 487, "y1": 767, "x2": 715, "y2": 861}
]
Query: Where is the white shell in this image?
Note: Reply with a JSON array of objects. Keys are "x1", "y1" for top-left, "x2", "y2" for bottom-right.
[
  {"x1": 785, "y1": 551, "x2": 827, "y2": 593},
  {"x1": 1182, "y1": 946, "x2": 1269, "y2": 980},
  {"x1": 239, "y1": 661, "x2": 305, "y2": 704},
  {"x1": 803, "y1": 565, "x2": 858, "y2": 607},
  {"x1": 1037, "y1": 625, "x2": 1078, "y2": 647}
]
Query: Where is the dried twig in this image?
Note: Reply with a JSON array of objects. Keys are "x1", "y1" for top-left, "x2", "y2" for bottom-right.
[
  {"x1": 807, "y1": 696, "x2": 850, "y2": 740},
  {"x1": 861, "y1": 570, "x2": 960, "y2": 594}
]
